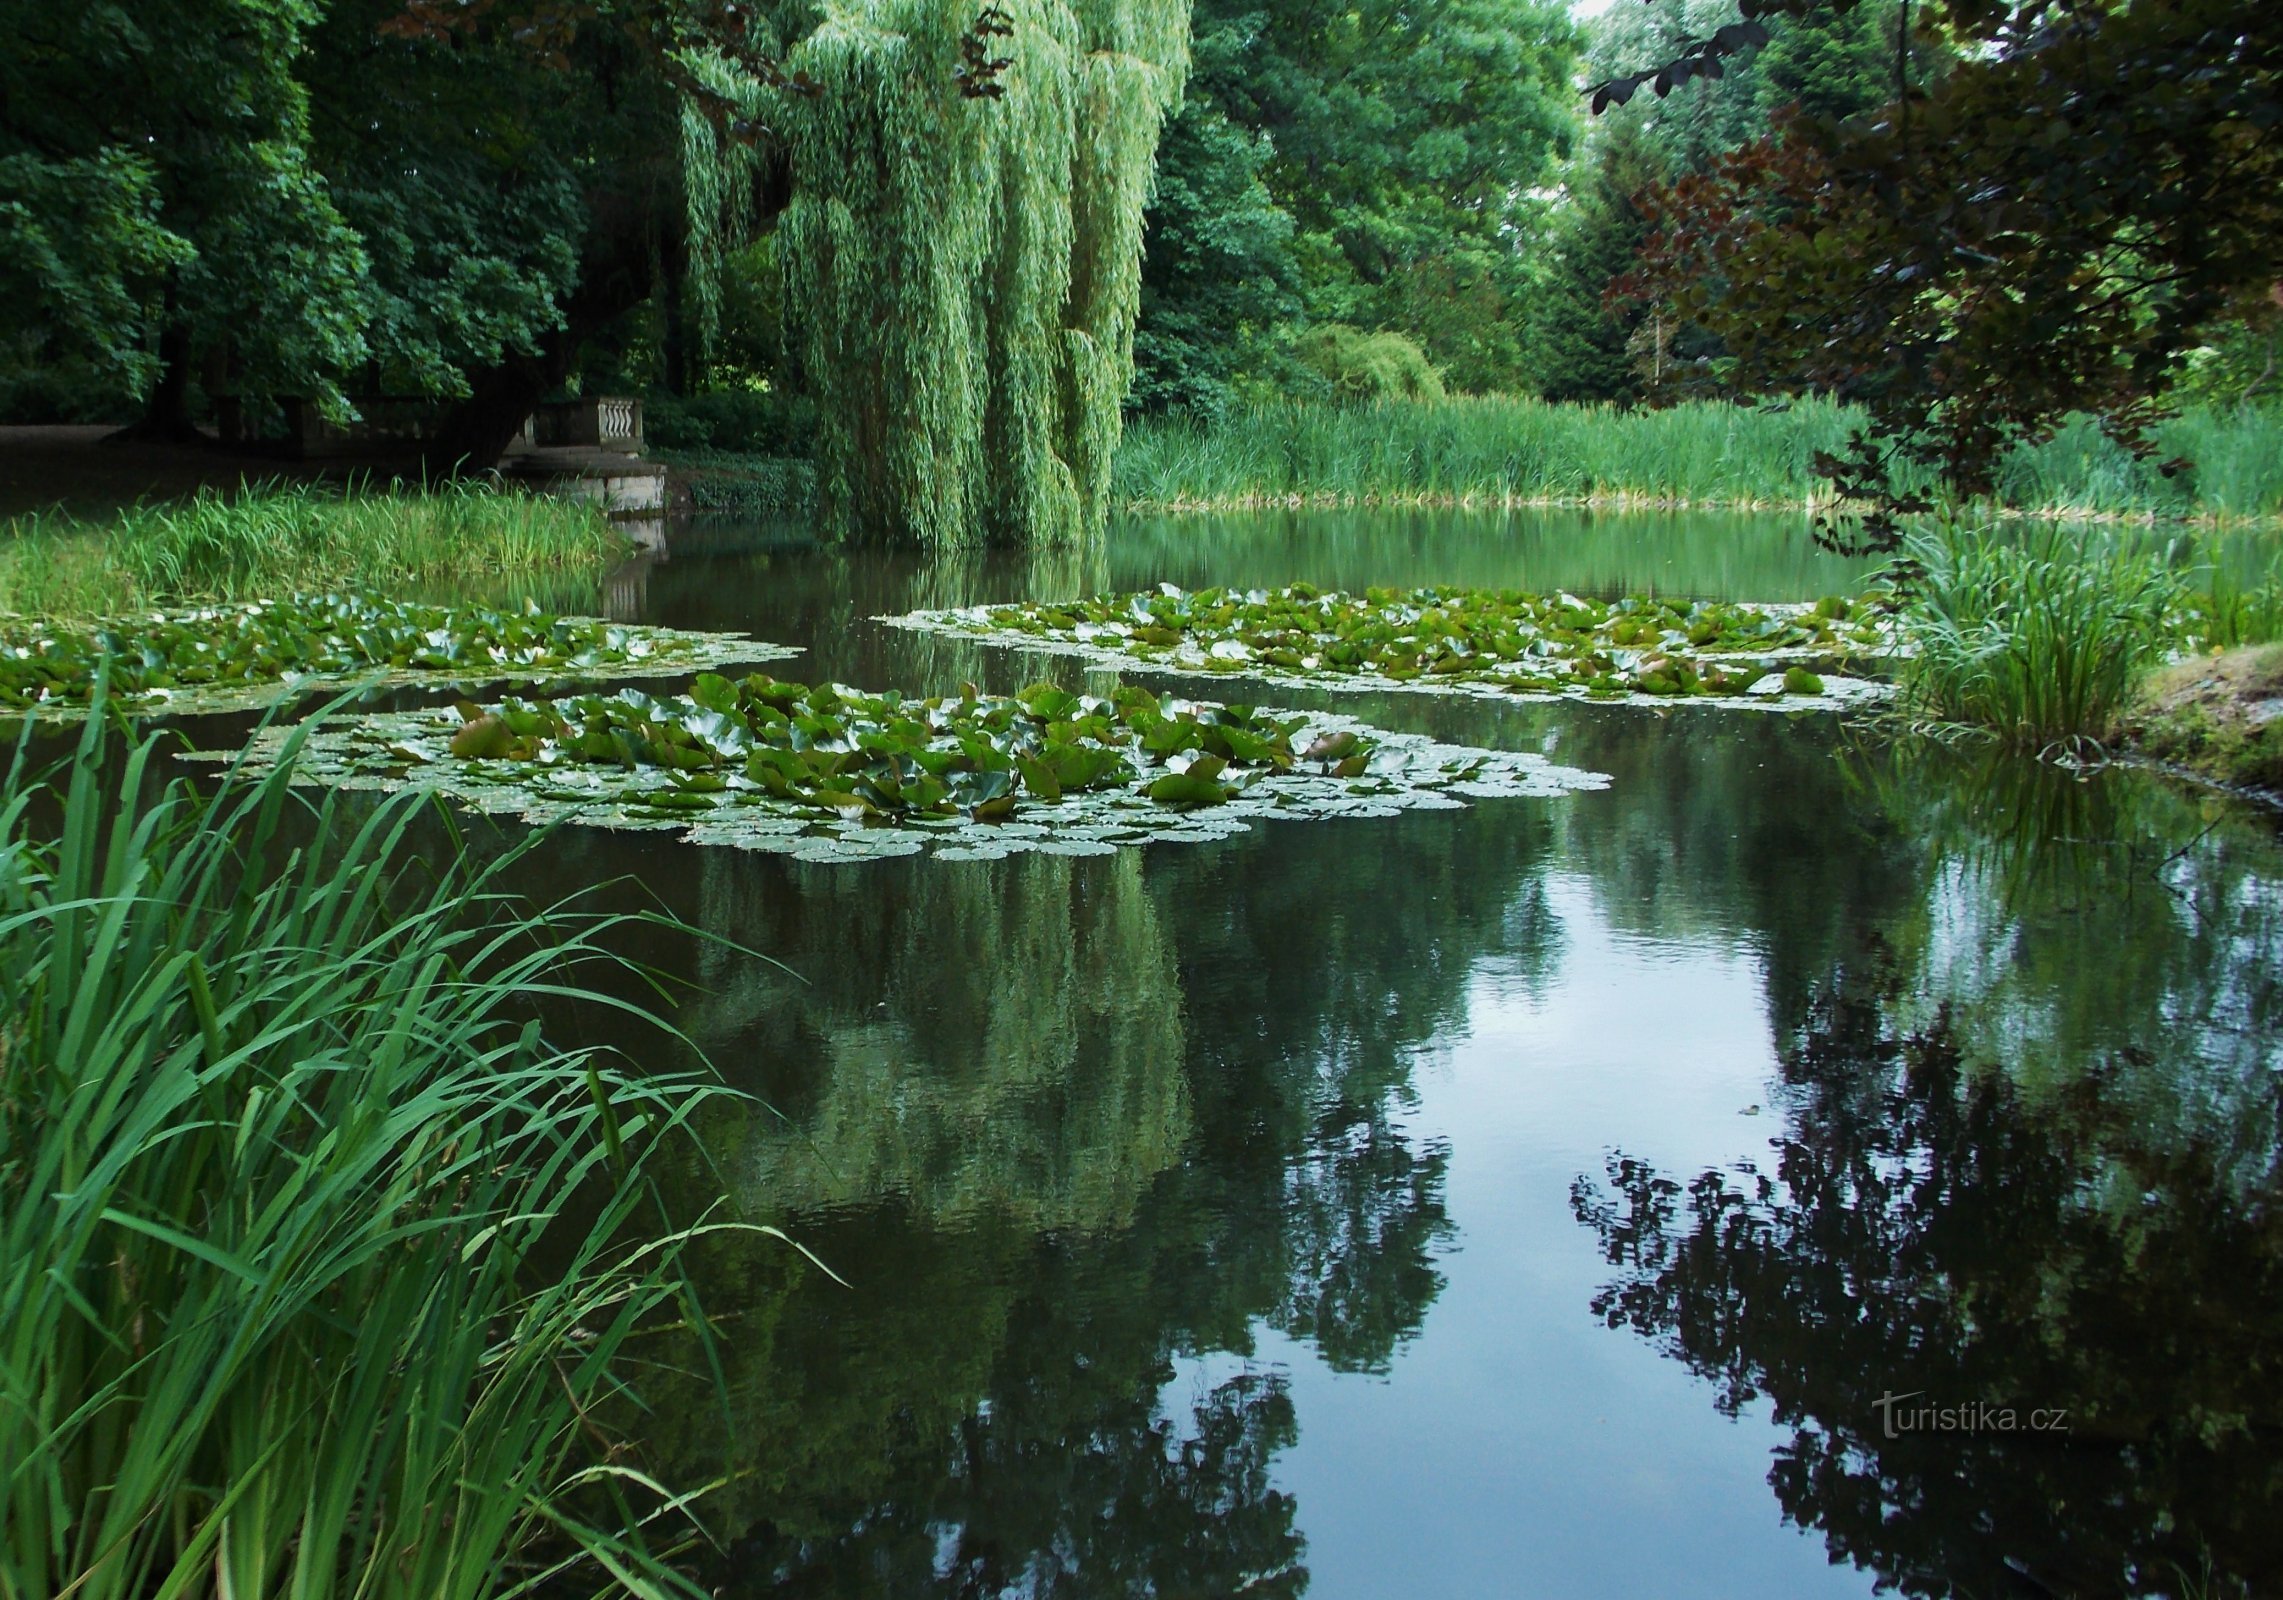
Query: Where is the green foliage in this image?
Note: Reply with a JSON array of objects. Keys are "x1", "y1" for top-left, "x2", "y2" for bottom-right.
[
  {"x1": 453, "y1": 673, "x2": 1341, "y2": 813},
  {"x1": 0, "y1": 0, "x2": 373, "y2": 414},
  {"x1": 661, "y1": 453, "x2": 821, "y2": 515},
  {"x1": 216, "y1": 672, "x2": 1595, "y2": 861},
  {"x1": 1514, "y1": 151, "x2": 1650, "y2": 404},
  {"x1": 0, "y1": 707, "x2": 723, "y2": 1599},
  {"x1": 0, "y1": 483, "x2": 627, "y2": 619},
  {"x1": 1142, "y1": 0, "x2": 1580, "y2": 397},
  {"x1": 1112, "y1": 396, "x2": 2283, "y2": 518},
  {"x1": 0, "y1": 593, "x2": 775, "y2": 716},
  {"x1": 2172, "y1": 318, "x2": 2283, "y2": 410},
  {"x1": 304, "y1": 1, "x2": 588, "y2": 401},
  {"x1": 1513, "y1": 0, "x2": 1923, "y2": 403},
  {"x1": 921, "y1": 581, "x2": 1887, "y2": 701},
  {"x1": 1894, "y1": 524, "x2": 2189, "y2": 750},
  {"x1": 1128, "y1": 91, "x2": 1304, "y2": 418},
  {"x1": 1112, "y1": 394, "x2": 1866, "y2": 507},
  {"x1": 1623, "y1": 0, "x2": 2283, "y2": 543},
  {"x1": 1291, "y1": 327, "x2": 1445, "y2": 403},
  {"x1": 647, "y1": 389, "x2": 819, "y2": 456},
  {"x1": 0, "y1": 152, "x2": 190, "y2": 416},
  {"x1": 779, "y1": 0, "x2": 1189, "y2": 548}
]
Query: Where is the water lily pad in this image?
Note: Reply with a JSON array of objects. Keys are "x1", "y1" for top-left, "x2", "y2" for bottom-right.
[
  {"x1": 194, "y1": 670, "x2": 1610, "y2": 865},
  {"x1": 879, "y1": 583, "x2": 1900, "y2": 713},
  {"x1": 0, "y1": 593, "x2": 796, "y2": 719}
]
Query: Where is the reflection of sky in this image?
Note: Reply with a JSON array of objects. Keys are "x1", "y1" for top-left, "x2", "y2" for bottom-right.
[{"x1": 1165, "y1": 872, "x2": 1875, "y2": 1598}]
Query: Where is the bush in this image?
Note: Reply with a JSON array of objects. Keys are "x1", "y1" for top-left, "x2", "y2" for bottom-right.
[
  {"x1": 645, "y1": 387, "x2": 817, "y2": 457},
  {"x1": 1290, "y1": 326, "x2": 1446, "y2": 402}
]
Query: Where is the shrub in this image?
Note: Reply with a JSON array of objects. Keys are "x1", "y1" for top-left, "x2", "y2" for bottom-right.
[
  {"x1": 645, "y1": 388, "x2": 817, "y2": 457},
  {"x1": 1291, "y1": 325, "x2": 1446, "y2": 402}
]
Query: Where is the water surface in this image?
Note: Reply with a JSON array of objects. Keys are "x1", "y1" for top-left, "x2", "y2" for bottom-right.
[{"x1": 573, "y1": 507, "x2": 2283, "y2": 1598}]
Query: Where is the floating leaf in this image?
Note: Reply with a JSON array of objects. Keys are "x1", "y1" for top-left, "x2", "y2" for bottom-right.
[
  {"x1": 882, "y1": 584, "x2": 1899, "y2": 713},
  {"x1": 0, "y1": 594, "x2": 796, "y2": 720},
  {"x1": 198, "y1": 682, "x2": 1611, "y2": 865}
]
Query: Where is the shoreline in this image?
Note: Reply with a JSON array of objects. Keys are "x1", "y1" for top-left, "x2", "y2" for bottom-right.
[{"x1": 1116, "y1": 488, "x2": 2283, "y2": 529}]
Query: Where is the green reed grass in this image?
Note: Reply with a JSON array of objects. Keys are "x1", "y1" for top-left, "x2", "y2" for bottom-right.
[
  {"x1": 0, "y1": 480, "x2": 628, "y2": 620},
  {"x1": 1895, "y1": 524, "x2": 2192, "y2": 752},
  {"x1": 1115, "y1": 397, "x2": 2283, "y2": 521},
  {"x1": 1113, "y1": 395, "x2": 1861, "y2": 509},
  {"x1": 0, "y1": 703, "x2": 727, "y2": 1599}
]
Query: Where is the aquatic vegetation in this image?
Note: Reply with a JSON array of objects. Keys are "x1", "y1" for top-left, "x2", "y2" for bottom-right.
[
  {"x1": 884, "y1": 583, "x2": 1896, "y2": 710},
  {"x1": 1112, "y1": 396, "x2": 2283, "y2": 521},
  {"x1": 0, "y1": 480, "x2": 629, "y2": 619},
  {"x1": 1896, "y1": 524, "x2": 2188, "y2": 751},
  {"x1": 204, "y1": 672, "x2": 1608, "y2": 863},
  {"x1": 0, "y1": 592, "x2": 792, "y2": 716},
  {"x1": 0, "y1": 705, "x2": 726, "y2": 1599}
]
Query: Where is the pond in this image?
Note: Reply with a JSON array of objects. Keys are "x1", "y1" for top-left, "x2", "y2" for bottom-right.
[{"x1": 545, "y1": 507, "x2": 2283, "y2": 1596}]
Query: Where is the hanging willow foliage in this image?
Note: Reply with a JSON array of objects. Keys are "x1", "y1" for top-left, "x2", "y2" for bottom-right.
[
  {"x1": 778, "y1": 0, "x2": 1189, "y2": 548},
  {"x1": 679, "y1": 48, "x2": 777, "y2": 368}
]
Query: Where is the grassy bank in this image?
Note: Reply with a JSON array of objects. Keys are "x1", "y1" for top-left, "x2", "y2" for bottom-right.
[
  {"x1": 0, "y1": 480, "x2": 629, "y2": 619},
  {"x1": 0, "y1": 709, "x2": 721, "y2": 1597},
  {"x1": 1112, "y1": 397, "x2": 2283, "y2": 522},
  {"x1": 2122, "y1": 647, "x2": 2283, "y2": 792}
]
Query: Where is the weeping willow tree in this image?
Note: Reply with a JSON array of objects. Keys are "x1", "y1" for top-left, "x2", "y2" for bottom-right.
[{"x1": 777, "y1": 0, "x2": 1189, "y2": 548}]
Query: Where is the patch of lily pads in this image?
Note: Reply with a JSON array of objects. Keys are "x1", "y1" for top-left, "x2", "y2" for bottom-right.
[
  {"x1": 0, "y1": 593, "x2": 794, "y2": 718},
  {"x1": 198, "y1": 671, "x2": 1609, "y2": 864},
  {"x1": 880, "y1": 583, "x2": 1900, "y2": 711}
]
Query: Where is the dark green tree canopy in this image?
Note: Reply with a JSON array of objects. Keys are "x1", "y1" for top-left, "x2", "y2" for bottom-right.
[
  {"x1": 1, "y1": 1, "x2": 369, "y2": 423},
  {"x1": 1608, "y1": 0, "x2": 2282, "y2": 542},
  {"x1": 1133, "y1": 0, "x2": 1581, "y2": 404}
]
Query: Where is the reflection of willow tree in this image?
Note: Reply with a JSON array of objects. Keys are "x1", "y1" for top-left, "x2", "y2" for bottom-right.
[
  {"x1": 600, "y1": 788, "x2": 1570, "y2": 1589},
  {"x1": 678, "y1": 848, "x2": 1189, "y2": 1233},
  {"x1": 1573, "y1": 767, "x2": 2283, "y2": 1597},
  {"x1": 1140, "y1": 799, "x2": 1567, "y2": 1370}
]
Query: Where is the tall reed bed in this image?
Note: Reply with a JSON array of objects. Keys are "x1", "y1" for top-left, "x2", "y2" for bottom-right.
[
  {"x1": 0, "y1": 480, "x2": 628, "y2": 619},
  {"x1": 0, "y1": 706, "x2": 722, "y2": 1598},
  {"x1": 1115, "y1": 397, "x2": 2283, "y2": 521},
  {"x1": 1113, "y1": 395, "x2": 1862, "y2": 510}
]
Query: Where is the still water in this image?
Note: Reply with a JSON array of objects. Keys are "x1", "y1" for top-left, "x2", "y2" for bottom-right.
[{"x1": 557, "y1": 507, "x2": 2282, "y2": 1597}]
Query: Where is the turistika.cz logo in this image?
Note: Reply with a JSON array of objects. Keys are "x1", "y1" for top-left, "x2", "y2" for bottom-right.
[{"x1": 1872, "y1": 1391, "x2": 2071, "y2": 1439}]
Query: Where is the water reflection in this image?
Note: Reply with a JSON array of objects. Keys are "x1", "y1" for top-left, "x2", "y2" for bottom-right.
[
  {"x1": 600, "y1": 793, "x2": 1571, "y2": 1595},
  {"x1": 538, "y1": 511, "x2": 2283, "y2": 1597},
  {"x1": 1574, "y1": 754, "x2": 2283, "y2": 1600}
]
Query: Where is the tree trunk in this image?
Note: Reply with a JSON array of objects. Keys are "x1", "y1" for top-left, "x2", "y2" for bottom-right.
[
  {"x1": 424, "y1": 351, "x2": 557, "y2": 474},
  {"x1": 107, "y1": 315, "x2": 207, "y2": 446}
]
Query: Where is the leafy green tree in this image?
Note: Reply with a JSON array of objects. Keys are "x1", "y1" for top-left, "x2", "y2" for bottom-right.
[
  {"x1": 0, "y1": 0, "x2": 370, "y2": 434},
  {"x1": 1514, "y1": 0, "x2": 1917, "y2": 403},
  {"x1": 0, "y1": 153, "x2": 189, "y2": 421},
  {"x1": 304, "y1": 2, "x2": 588, "y2": 405},
  {"x1": 1616, "y1": 0, "x2": 2283, "y2": 545},
  {"x1": 1136, "y1": 0, "x2": 1581, "y2": 402},
  {"x1": 1130, "y1": 90, "x2": 1305, "y2": 418}
]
